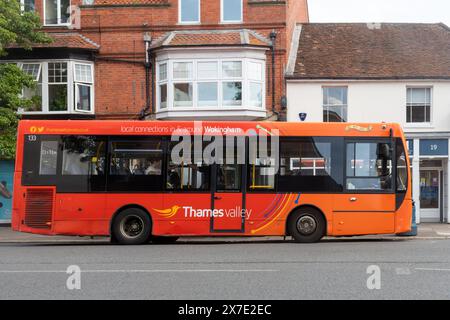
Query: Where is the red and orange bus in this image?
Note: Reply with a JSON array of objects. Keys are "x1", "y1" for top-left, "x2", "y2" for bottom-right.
[{"x1": 12, "y1": 120, "x2": 412, "y2": 244}]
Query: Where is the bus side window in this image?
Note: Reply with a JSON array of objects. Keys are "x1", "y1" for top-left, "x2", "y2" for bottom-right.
[
  {"x1": 277, "y1": 137, "x2": 343, "y2": 192},
  {"x1": 39, "y1": 140, "x2": 58, "y2": 175},
  {"x1": 166, "y1": 138, "x2": 210, "y2": 191},
  {"x1": 22, "y1": 135, "x2": 59, "y2": 186},
  {"x1": 248, "y1": 137, "x2": 276, "y2": 191},
  {"x1": 61, "y1": 136, "x2": 105, "y2": 176},
  {"x1": 110, "y1": 140, "x2": 163, "y2": 177},
  {"x1": 396, "y1": 139, "x2": 408, "y2": 192},
  {"x1": 346, "y1": 141, "x2": 393, "y2": 191}
]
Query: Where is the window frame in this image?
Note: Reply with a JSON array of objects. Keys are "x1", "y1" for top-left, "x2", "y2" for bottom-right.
[
  {"x1": 166, "y1": 137, "x2": 211, "y2": 192},
  {"x1": 22, "y1": 135, "x2": 107, "y2": 192},
  {"x1": 43, "y1": 0, "x2": 71, "y2": 26},
  {"x1": 158, "y1": 63, "x2": 168, "y2": 109},
  {"x1": 220, "y1": 0, "x2": 243, "y2": 23},
  {"x1": 107, "y1": 137, "x2": 165, "y2": 192},
  {"x1": 14, "y1": 60, "x2": 94, "y2": 115},
  {"x1": 47, "y1": 61, "x2": 69, "y2": 112},
  {"x1": 322, "y1": 86, "x2": 348, "y2": 123},
  {"x1": 344, "y1": 138, "x2": 394, "y2": 193},
  {"x1": 156, "y1": 58, "x2": 265, "y2": 111},
  {"x1": 20, "y1": 0, "x2": 35, "y2": 12},
  {"x1": 405, "y1": 86, "x2": 432, "y2": 125},
  {"x1": 178, "y1": 0, "x2": 201, "y2": 24},
  {"x1": 73, "y1": 62, "x2": 94, "y2": 113}
]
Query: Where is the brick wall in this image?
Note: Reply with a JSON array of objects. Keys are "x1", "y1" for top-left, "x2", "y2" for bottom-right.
[{"x1": 32, "y1": 0, "x2": 308, "y2": 119}]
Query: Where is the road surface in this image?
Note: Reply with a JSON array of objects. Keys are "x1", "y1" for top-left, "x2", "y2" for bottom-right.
[{"x1": 0, "y1": 238, "x2": 449, "y2": 299}]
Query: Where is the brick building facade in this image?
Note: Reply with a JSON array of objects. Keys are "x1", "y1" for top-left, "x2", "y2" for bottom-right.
[{"x1": 4, "y1": 0, "x2": 309, "y2": 120}]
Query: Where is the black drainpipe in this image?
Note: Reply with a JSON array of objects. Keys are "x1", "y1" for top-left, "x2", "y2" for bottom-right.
[
  {"x1": 140, "y1": 33, "x2": 153, "y2": 120},
  {"x1": 269, "y1": 30, "x2": 277, "y2": 118}
]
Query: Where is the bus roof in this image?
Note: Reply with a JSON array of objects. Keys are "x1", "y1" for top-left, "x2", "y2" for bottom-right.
[{"x1": 18, "y1": 120, "x2": 404, "y2": 138}]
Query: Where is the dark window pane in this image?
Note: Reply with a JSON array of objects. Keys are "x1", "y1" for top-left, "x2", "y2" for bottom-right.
[
  {"x1": 39, "y1": 141, "x2": 58, "y2": 175},
  {"x1": 76, "y1": 84, "x2": 91, "y2": 111},
  {"x1": 396, "y1": 139, "x2": 408, "y2": 192},
  {"x1": 108, "y1": 138, "x2": 164, "y2": 191},
  {"x1": 167, "y1": 139, "x2": 210, "y2": 191},
  {"x1": 248, "y1": 137, "x2": 276, "y2": 191},
  {"x1": 406, "y1": 105, "x2": 411, "y2": 122},
  {"x1": 160, "y1": 84, "x2": 167, "y2": 108},
  {"x1": 61, "y1": 136, "x2": 105, "y2": 176},
  {"x1": 217, "y1": 164, "x2": 241, "y2": 191},
  {"x1": 278, "y1": 137, "x2": 343, "y2": 192},
  {"x1": 60, "y1": 0, "x2": 70, "y2": 23},
  {"x1": 411, "y1": 105, "x2": 426, "y2": 122},
  {"x1": 49, "y1": 84, "x2": 67, "y2": 111},
  {"x1": 24, "y1": 0, "x2": 35, "y2": 12},
  {"x1": 326, "y1": 106, "x2": 347, "y2": 122},
  {"x1": 110, "y1": 140, "x2": 162, "y2": 176}
]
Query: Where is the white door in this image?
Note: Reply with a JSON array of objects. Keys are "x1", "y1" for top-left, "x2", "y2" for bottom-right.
[{"x1": 420, "y1": 169, "x2": 441, "y2": 222}]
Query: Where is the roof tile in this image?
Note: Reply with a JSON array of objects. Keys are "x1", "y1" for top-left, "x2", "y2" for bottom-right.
[
  {"x1": 152, "y1": 29, "x2": 271, "y2": 48},
  {"x1": 9, "y1": 33, "x2": 100, "y2": 51},
  {"x1": 290, "y1": 23, "x2": 450, "y2": 79}
]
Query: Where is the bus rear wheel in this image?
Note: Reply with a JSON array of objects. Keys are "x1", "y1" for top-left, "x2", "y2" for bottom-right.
[
  {"x1": 287, "y1": 208, "x2": 325, "y2": 243},
  {"x1": 151, "y1": 236, "x2": 179, "y2": 244},
  {"x1": 111, "y1": 208, "x2": 152, "y2": 245}
]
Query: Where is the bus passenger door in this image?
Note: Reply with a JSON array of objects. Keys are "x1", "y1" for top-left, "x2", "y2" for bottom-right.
[
  {"x1": 211, "y1": 163, "x2": 245, "y2": 233},
  {"x1": 333, "y1": 140, "x2": 396, "y2": 235}
]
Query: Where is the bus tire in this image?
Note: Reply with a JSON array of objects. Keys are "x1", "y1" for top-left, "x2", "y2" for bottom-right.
[
  {"x1": 151, "y1": 236, "x2": 179, "y2": 244},
  {"x1": 287, "y1": 208, "x2": 325, "y2": 243},
  {"x1": 111, "y1": 208, "x2": 152, "y2": 245}
]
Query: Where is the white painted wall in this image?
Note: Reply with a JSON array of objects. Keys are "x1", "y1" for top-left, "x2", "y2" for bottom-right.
[
  {"x1": 286, "y1": 80, "x2": 450, "y2": 134},
  {"x1": 286, "y1": 79, "x2": 450, "y2": 224}
]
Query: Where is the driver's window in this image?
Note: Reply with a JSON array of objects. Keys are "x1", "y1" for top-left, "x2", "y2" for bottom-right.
[{"x1": 346, "y1": 141, "x2": 393, "y2": 191}]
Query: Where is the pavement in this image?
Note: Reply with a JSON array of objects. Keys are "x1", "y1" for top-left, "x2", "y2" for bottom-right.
[{"x1": 0, "y1": 223, "x2": 449, "y2": 243}]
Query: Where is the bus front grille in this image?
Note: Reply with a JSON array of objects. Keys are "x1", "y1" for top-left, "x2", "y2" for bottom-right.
[{"x1": 24, "y1": 189, "x2": 54, "y2": 229}]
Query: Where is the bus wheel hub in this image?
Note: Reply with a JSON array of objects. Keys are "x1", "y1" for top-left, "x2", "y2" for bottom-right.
[{"x1": 297, "y1": 216, "x2": 317, "y2": 235}]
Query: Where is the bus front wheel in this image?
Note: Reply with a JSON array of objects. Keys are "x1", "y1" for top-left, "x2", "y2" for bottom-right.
[
  {"x1": 111, "y1": 208, "x2": 152, "y2": 245},
  {"x1": 287, "y1": 208, "x2": 325, "y2": 243}
]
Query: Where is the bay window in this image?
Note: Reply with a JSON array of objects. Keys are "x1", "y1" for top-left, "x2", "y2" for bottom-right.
[
  {"x1": 156, "y1": 58, "x2": 265, "y2": 111},
  {"x1": 17, "y1": 60, "x2": 94, "y2": 114}
]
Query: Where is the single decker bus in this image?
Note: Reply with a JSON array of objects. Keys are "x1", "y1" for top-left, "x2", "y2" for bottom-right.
[{"x1": 12, "y1": 120, "x2": 412, "y2": 244}]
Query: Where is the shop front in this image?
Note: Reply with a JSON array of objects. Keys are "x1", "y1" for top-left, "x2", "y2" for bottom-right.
[{"x1": 408, "y1": 137, "x2": 449, "y2": 223}]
